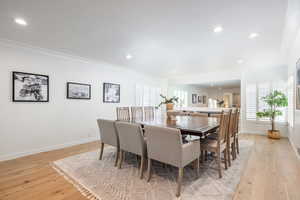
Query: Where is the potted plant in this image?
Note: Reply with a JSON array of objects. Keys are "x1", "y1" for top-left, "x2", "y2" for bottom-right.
[
  {"x1": 158, "y1": 94, "x2": 179, "y2": 110},
  {"x1": 256, "y1": 90, "x2": 288, "y2": 139}
]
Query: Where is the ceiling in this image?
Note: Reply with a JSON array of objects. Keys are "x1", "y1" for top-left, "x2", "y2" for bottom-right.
[
  {"x1": 0, "y1": 0, "x2": 287, "y2": 78},
  {"x1": 189, "y1": 80, "x2": 241, "y2": 89}
]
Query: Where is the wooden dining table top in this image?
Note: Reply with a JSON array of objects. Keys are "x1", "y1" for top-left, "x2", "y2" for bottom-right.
[{"x1": 134, "y1": 115, "x2": 220, "y2": 136}]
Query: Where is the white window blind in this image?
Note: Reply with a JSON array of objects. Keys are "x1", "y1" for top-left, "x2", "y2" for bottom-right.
[
  {"x1": 246, "y1": 83, "x2": 257, "y2": 120},
  {"x1": 258, "y1": 82, "x2": 271, "y2": 121},
  {"x1": 135, "y1": 84, "x2": 161, "y2": 107},
  {"x1": 173, "y1": 89, "x2": 188, "y2": 107},
  {"x1": 246, "y1": 80, "x2": 287, "y2": 123}
]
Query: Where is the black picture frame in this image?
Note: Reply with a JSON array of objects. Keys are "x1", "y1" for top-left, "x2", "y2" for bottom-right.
[
  {"x1": 67, "y1": 82, "x2": 91, "y2": 100},
  {"x1": 192, "y1": 94, "x2": 197, "y2": 104},
  {"x1": 103, "y1": 82, "x2": 120, "y2": 103},
  {"x1": 12, "y1": 71, "x2": 49, "y2": 102}
]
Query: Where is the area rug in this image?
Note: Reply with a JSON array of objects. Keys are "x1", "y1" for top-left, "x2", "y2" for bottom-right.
[{"x1": 52, "y1": 140, "x2": 253, "y2": 200}]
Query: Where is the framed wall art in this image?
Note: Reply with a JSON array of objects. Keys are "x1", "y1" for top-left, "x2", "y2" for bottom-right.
[
  {"x1": 12, "y1": 71, "x2": 49, "y2": 102},
  {"x1": 67, "y1": 82, "x2": 91, "y2": 99},
  {"x1": 103, "y1": 82, "x2": 120, "y2": 103}
]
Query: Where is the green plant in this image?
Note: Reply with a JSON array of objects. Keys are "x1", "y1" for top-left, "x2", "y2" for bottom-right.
[
  {"x1": 256, "y1": 90, "x2": 288, "y2": 131},
  {"x1": 158, "y1": 94, "x2": 179, "y2": 107}
]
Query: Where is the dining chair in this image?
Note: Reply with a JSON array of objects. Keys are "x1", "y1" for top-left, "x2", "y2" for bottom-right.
[
  {"x1": 144, "y1": 106, "x2": 155, "y2": 121},
  {"x1": 115, "y1": 121, "x2": 147, "y2": 179},
  {"x1": 131, "y1": 106, "x2": 143, "y2": 121},
  {"x1": 210, "y1": 113, "x2": 222, "y2": 118},
  {"x1": 234, "y1": 108, "x2": 240, "y2": 155},
  {"x1": 144, "y1": 125, "x2": 200, "y2": 197},
  {"x1": 96, "y1": 119, "x2": 120, "y2": 167},
  {"x1": 200, "y1": 110, "x2": 232, "y2": 178},
  {"x1": 228, "y1": 109, "x2": 238, "y2": 166},
  {"x1": 116, "y1": 107, "x2": 130, "y2": 121}
]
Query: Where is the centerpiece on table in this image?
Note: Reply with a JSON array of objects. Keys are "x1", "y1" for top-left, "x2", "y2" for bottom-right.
[
  {"x1": 256, "y1": 90, "x2": 288, "y2": 139},
  {"x1": 158, "y1": 94, "x2": 179, "y2": 111}
]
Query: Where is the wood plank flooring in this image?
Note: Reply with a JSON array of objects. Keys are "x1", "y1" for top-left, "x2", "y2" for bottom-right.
[{"x1": 0, "y1": 135, "x2": 299, "y2": 200}]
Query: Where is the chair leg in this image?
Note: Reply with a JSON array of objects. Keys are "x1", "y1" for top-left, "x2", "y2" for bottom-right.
[
  {"x1": 114, "y1": 147, "x2": 119, "y2": 167},
  {"x1": 200, "y1": 150, "x2": 204, "y2": 163},
  {"x1": 147, "y1": 158, "x2": 152, "y2": 182},
  {"x1": 196, "y1": 158, "x2": 200, "y2": 177},
  {"x1": 139, "y1": 155, "x2": 145, "y2": 179},
  {"x1": 232, "y1": 142, "x2": 236, "y2": 160},
  {"x1": 227, "y1": 146, "x2": 231, "y2": 167},
  {"x1": 217, "y1": 150, "x2": 222, "y2": 178},
  {"x1": 223, "y1": 150, "x2": 228, "y2": 170},
  {"x1": 118, "y1": 150, "x2": 124, "y2": 169},
  {"x1": 176, "y1": 167, "x2": 184, "y2": 197},
  {"x1": 205, "y1": 151, "x2": 208, "y2": 161},
  {"x1": 99, "y1": 142, "x2": 104, "y2": 160},
  {"x1": 236, "y1": 137, "x2": 240, "y2": 154}
]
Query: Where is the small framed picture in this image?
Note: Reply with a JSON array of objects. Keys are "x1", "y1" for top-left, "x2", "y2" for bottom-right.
[
  {"x1": 13, "y1": 71, "x2": 49, "y2": 102},
  {"x1": 103, "y1": 82, "x2": 120, "y2": 103},
  {"x1": 192, "y1": 94, "x2": 197, "y2": 104},
  {"x1": 197, "y1": 95, "x2": 202, "y2": 103},
  {"x1": 203, "y1": 96, "x2": 207, "y2": 104},
  {"x1": 67, "y1": 82, "x2": 91, "y2": 99}
]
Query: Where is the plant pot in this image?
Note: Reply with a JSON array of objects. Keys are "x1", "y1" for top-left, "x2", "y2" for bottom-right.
[
  {"x1": 166, "y1": 103, "x2": 174, "y2": 111},
  {"x1": 267, "y1": 130, "x2": 281, "y2": 139}
]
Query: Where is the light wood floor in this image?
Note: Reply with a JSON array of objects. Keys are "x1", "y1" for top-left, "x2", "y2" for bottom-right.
[{"x1": 0, "y1": 135, "x2": 299, "y2": 200}]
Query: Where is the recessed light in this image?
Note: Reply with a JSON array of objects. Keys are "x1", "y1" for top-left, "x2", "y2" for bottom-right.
[
  {"x1": 248, "y1": 33, "x2": 259, "y2": 39},
  {"x1": 213, "y1": 26, "x2": 223, "y2": 33},
  {"x1": 14, "y1": 18, "x2": 27, "y2": 26},
  {"x1": 237, "y1": 59, "x2": 244, "y2": 64},
  {"x1": 126, "y1": 54, "x2": 132, "y2": 60}
]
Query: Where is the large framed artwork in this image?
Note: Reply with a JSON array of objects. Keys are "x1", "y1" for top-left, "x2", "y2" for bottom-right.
[
  {"x1": 67, "y1": 82, "x2": 91, "y2": 100},
  {"x1": 103, "y1": 82, "x2": 120, "y2": 103},
  {"x1": 297, "y1": 58, "x2": 300, "y2": 110},
  {"x1": 12, "y1": 71, "x2": 49, "y2": 102}
]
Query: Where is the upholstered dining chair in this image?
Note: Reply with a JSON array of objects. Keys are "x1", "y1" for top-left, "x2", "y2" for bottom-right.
[
  {"x1": 200, "y1": 110, "x2": 232, "y2": 178},
  {"x1": 144, "y1": 106, "x2": 155, "y2": 121},
  {"x1": 97, "y1": 119, "x2": 120, "y2": 167},
  {"x1": 116, "y1": 107, "x2": 130, "y2": 121},
  {"x1": 234, "y1": 108, "x2": 240, "y2": 155},
  {"x1": 115, "y1": 121, "x2": 147, "y2": 179},
  {"x1": 144, "y1": 125, "x2": 200, "y2": 197},
  {"x1": 131, "y1": 106, "x2": 143, "y2": 121}
]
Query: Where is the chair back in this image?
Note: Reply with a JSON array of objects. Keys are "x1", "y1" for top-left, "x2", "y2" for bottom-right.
[
  {"x1": 144, "y1": 106, "x2": 155, "y2": 121},
  {"x1": 144, "y1": 125, "x2": 183, "y2": 167},
  {"x1": 116, "y1": 107, "x2": 130, "y2": 121},
  {"x1": 218, "y1": 110, "x2": 232, "y2": 145},
  {"x1": 235, "y1": 108, "x2": 240, "y2": 134},
  {"x1": 229, "y1": 109, "x2": 237, "y2": 138},
  {"x1": 115, "y1": 121, "x2": 145, "y2": 156},
  {"x1": 131, "y1": 106, "x2": 143, "y2": 121},
  {"x1": 97, "y1": 119, "x2": 119, "y2": 147}
]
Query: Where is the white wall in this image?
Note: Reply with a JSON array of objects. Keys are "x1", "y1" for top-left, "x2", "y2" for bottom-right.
[
  {"x1": 284, "y1": 0, "x2": 300, "y2": 158},
  {"x1": 0, "y1": 40, "x2": 167, "y2": 161}
]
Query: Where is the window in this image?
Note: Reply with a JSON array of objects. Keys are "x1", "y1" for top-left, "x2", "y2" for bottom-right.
[
  {"x1": 135, "y1": 84, "x2": 161, "y2": 107},
  {"x1": 173, "y1": 89, "x2": 188, "y2": 107},
  {"x1": 246, "y1": 80, "x2": 288, "y2": 123}
]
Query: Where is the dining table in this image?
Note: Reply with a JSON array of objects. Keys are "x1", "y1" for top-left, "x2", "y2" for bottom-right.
[{"x1": 134, "y1": 115, "x2": 220, "y2": 137}]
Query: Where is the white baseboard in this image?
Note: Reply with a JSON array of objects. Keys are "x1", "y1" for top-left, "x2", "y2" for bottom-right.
[
  {"x1": 289, "y1": 137, "x2": 300, "y2": 160},
  {"x1": 0, "y1": 136, "x2": 99, "y2": 162}
]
